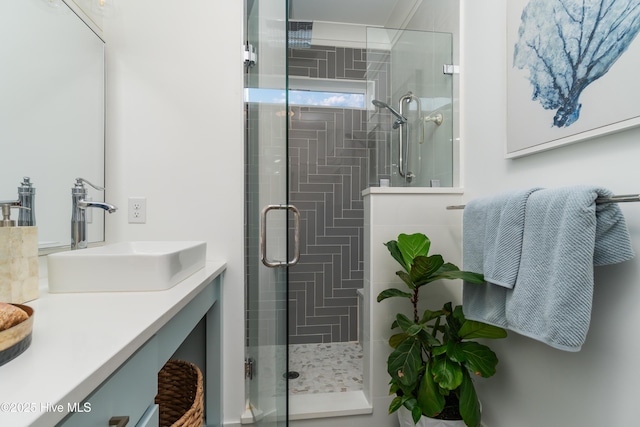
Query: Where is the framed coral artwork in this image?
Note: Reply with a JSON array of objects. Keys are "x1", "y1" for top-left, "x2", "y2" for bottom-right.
[{"x1": 506, "y1": 0, "x2": 640, "y2": 158}]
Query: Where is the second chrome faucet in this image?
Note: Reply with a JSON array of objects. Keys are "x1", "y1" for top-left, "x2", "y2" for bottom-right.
[{"x1": 71, "y1": 177, "x2": 117, "y2": 250}]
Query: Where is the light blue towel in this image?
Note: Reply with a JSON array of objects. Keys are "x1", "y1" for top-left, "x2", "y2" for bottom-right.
[
  {"x1": 463, "y1": 186, "x2": 635, "y2": 351},
  {"x1": 461, "y1": 188, "x2": 540, "y2": 328},
  {"x1": 464, "y1": 188, "x2": 541, "y2": 289}
]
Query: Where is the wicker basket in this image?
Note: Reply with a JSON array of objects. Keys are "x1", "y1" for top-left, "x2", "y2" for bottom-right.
[{"x1": 155, "y1": 359, "x2": 204, "y2": 427}]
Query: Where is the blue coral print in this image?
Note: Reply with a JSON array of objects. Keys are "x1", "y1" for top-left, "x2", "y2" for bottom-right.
[{"x1": 514, "y1": 0, "x2": 640, "y2": 127}]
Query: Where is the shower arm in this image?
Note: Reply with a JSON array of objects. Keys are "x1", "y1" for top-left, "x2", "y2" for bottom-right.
[{"x1": 397, "y1": 92, "x2": 423, "y2": 179}]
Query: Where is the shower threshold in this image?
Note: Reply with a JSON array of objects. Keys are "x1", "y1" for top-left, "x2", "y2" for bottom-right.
[{"x1": 289, "y1": 390, "x2": 372, "y2": 420}]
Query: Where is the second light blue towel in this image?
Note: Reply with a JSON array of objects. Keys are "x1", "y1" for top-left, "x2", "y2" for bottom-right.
[{"x1": 463, "y1": 186, "x2": 635, "y2": 351}]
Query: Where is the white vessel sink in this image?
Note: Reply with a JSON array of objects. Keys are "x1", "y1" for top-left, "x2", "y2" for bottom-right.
[{"x1": 47, "y1": 241, "x2": 206, "y2": 293}]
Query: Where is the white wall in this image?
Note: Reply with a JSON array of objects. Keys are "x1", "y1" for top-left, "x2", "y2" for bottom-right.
[
  {"x1": 102, "y1": 1, "x2": 245, "y2": 425},
  {"x1": 462, "y1": 1, "x2": 640, "y2": 426}
]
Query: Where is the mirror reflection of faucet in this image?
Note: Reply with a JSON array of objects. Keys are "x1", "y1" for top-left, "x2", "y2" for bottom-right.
[{"x1": 71, "y1": 177, "x2": 117, "y2": 250}]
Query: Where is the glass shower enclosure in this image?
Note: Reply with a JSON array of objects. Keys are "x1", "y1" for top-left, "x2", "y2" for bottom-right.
[
  {"x1": 244, "y1": 0, "x2": 292, "y2": 425},
  {"x1": 367, "y1": 28, "x2": 455, "y2": 188}
]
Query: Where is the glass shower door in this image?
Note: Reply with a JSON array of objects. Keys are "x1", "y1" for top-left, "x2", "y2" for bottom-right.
[{"x1": 244, "y1": 0, "x2": 291, "y2": 425}]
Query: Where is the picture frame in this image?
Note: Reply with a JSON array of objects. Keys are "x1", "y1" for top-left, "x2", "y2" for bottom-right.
[{"x1": 506, "y1": 0, "x2": 640, "y2": 158}]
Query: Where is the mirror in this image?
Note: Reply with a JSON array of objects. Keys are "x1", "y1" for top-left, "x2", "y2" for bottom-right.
[{"x1": 0, "y1": 0, "x2": 105, "y2": 252}]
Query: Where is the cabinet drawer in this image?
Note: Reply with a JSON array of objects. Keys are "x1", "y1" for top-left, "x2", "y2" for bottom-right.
[{"x1": 58, "y1": 336, "x2": 158, "y2": 427}]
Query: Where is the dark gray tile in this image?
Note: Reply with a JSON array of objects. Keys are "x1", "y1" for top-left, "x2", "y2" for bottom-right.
[
  {"x1": 345, "y1": 69, "x2": 366, "y2": 79},
  {"x1": 290, "y1": 334, "x2": 324, "y2": 344},
  {"x1": 334, "y1": 218, "x2": 362, "y2": 227},
  {"x1": 323, "y1": 297, "x2": 358, "y2": 307},
  {"x1": 334, "y1": 288, "x2": 357, "y2": 298},
  {"x1": 306, "y1": 315, "x2": 340, "y2": 326},
  {"x1": 289, "y1": 57, "x2": 318, "y2": 68},
  {"x1": 345, "y1": 48, "x2": 353, "y2": 69},
  {"x1": 340, "y1": 316, "x2": 349, "y2": 342},
  {"x1": 316, "y1": 236, "x2": 351, "y2": 245},
  {"x1": 291, "y1": 262, "x2": 327, "y2": 273},
  {"x1": 288, "y1": 66, "x2": 310, "y2": 77},
  {"x1": 302, "y1": 253, "x2": 333, "y2": 262},
  {"x1": 305, "y1": 282, "x2": 315, "y2": 319},
  {"x1": 341, "y1": 279, "x2": 363, "y2": 288},
  {"x1": 349, "y1": 307, "x2": 358, "y2": 340},
  {"x1": 327, "y1": 51, "x2": 336, "y2": 79},
  {"x1": 289, "y1": 129, "x2": 321, "y2": 139},
  {"x1": 289, "y1": 271, "x2": 316, "y2": 282},
  {"x1": 309, "y1": 174, "x2": 342, "y2": 184},
  {"x1": 306, "y1": 245, "x2": 342, "y2": 255},
  {"x1": 291, "y1": 49, "x2": 328, "y2": 59},
  {"x1": 318, "y1": 59, "x2": 327, "y2": 78},
  {"x1": 300, "y1": 111, "x2": 336, "y2": 121},
  {"x1": 336, "y1": 47, "x2": 345, "y2": 78},
  {"x1": 332, "y1": 324, "x2": 341, "y2": 342},
  {"x1": 297, "y1": 325, "x2": 332, "y2": 335},
  {"x1": 291, "y1": 120, "x2": 326, "y2": 131},
  {"x1": 315, "y1": 307, "x2": 349, "y2": 316},
  {"x1": 325, "y1": 227, "x2": 359, "y2": 236}
]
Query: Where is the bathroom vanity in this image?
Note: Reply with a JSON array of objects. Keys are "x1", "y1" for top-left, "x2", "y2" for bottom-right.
[{"x1": 0, "y1": 261, "x2": 225, "y2": 427}]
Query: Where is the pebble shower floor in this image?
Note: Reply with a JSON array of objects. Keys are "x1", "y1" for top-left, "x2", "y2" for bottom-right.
[{"x1": 288, "y1": 342, "x2": 363, "y2": 394}]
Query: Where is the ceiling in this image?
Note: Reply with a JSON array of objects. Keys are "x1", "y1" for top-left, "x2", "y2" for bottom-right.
[{"x1": 289, "y1": 0, "x2": 402, "y2": 26}]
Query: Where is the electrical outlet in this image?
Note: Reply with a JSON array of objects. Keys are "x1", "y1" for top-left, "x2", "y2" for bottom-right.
[{"x1": 128, "y1": 197, "x2": 146, "y2": 224}]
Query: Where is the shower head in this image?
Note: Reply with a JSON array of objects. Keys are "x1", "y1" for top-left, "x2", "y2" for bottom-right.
[{"x1": 372, "y1": 99, "x2": 407, "y2": 128}]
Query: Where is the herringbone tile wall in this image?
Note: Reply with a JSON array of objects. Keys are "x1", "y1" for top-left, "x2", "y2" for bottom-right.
[
  {"x1": 288, "y1": 105, "x2": 369, "y2": 343},
  {"x1": 287, "y1": 45, "x2": 390, "y2": 344}
]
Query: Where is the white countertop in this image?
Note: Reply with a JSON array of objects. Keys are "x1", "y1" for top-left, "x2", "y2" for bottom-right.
[{"x1": 0, "y1": 261, "x2": 226, "y2": 427}]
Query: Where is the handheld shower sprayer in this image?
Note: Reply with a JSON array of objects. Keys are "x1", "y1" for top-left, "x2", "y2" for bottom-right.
[{"x1": 372, "y1": 99, "x2": 407, "y2": 129}]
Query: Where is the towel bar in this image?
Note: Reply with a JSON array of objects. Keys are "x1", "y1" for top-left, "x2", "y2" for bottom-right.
[{"x1": 446, "y1": 194, "x2": 640, "y2": 210}]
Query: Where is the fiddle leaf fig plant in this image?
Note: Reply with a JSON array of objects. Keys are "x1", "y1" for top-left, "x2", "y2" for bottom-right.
[{"x1": 377, "y1": 233, "x2": 507, "y2": 427}]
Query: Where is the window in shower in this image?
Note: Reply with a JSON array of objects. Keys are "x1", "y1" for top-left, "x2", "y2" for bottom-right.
[{"x1": 245, "y1": 77, "x2": 372, "y2": 109}]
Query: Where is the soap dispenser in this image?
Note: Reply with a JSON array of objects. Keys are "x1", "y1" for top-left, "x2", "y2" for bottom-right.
[
  {"x1": 0, "y1": 200, "x2": 39, "y2": 303},
  {"x1": 17, "y1": 177, "x2": 35, "y2": 226}
]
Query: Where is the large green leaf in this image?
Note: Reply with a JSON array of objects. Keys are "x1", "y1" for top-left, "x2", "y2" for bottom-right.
[
  {"x1": 411, "y1": 255, "x2": 445, "y2": 285},
  {"x1": 389, "y1": 332, "x2": 409, "y2": 349},
  {"x1": 384, "y1": 240, "x2": 408, "y2": 271},
  {"x1": 458, "y1": 320, "x2": 508, "y2": 340},
  {"x1": 420, "y1": 309, "x2": 444, "y2": 324},
  {"x1": 444, "y1": 304, "x2": 463, "y2": 340},
  {"x1": 396, "y1": 271, "x2": 416, "y2": 290},
  {"x1": 459, "y1": 370, "x2": 481, "y2": 427},
  {"x1": 388, "y1": 338, "x2": 423, "y2": 387},
  {"x1": 454, "y1": 341, "x2": 499, "y2": 378},
  {"x1": 417, "y1": 328, "x2": 442, "y2": 347},
  {"x1": 431, "y1": 345, "x2": 447, "y2": 356},
  {"x1": 417, "y1": 362, "x2": 445, "y2": 418},
  {"x1": 377, "y1": 288, "x2": 413, "y2": 303},
  {"x1": 388, "y1": 395, "x2": 404, "y2": 414},
  {"x1": 431, "y1": 269, "x2": 485, "y2": 284},
  {"x1": 401, "y1": 398, "x2": 424, "y2": 424},
  {"x1": 396, "y1": 313, "x2": 416, "y2": 333},
  {"x1": 397, "y1": 233, "x2": 431, "y2": 269},
  {"x1": 432, "y1": 354, "x2": 463, "y2": 390}
]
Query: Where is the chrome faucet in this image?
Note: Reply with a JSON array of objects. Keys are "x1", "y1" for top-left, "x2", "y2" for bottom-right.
[{"x1": 71, "y1": 177, "x2": 117, "y2": 250}]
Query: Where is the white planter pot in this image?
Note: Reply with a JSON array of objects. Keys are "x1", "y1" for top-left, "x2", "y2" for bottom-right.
[{"x1": 397, "y1": 406, "x2": 467, "y2": 427}]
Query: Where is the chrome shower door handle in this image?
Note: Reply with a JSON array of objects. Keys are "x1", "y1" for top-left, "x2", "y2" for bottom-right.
[{"x1": 260, "y1": 204, "x2": 301, "y2": 268}]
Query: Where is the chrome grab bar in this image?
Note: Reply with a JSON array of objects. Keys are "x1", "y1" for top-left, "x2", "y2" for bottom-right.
[
  {"x1": 260, "y1": 204, "x2": 300, "y2": 268},
  {"x1": 398, "y1": 92, "x2": 422, "y2": 182}
]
